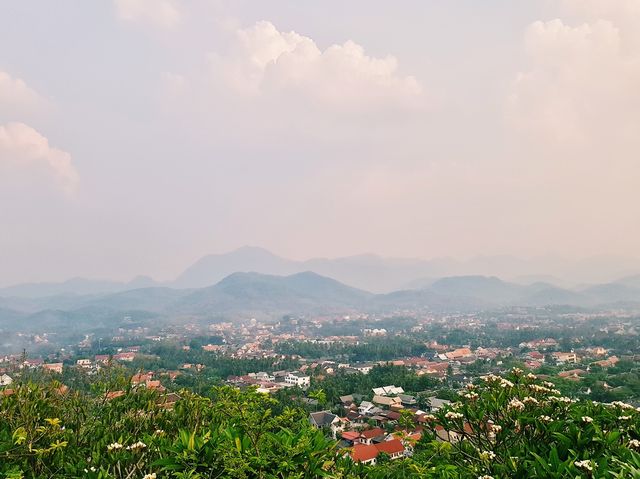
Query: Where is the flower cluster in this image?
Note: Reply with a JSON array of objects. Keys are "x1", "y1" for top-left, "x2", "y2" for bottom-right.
[
  {"x1": 479, "y1": 450, "x2": 496, "y2": 461},
  {"x1": 127, "y1": 441, "x2": 147, "y2": 452},
  {"x1": 445, "y1": 411, "x2": 464, "y2": 420},
  {"x1": 507, "y1": 398, "x2": 525, "y2": 411},
  {"x1": 107, "y1": 442, "x2": 123, "y2": 452},
  {"x1": 574, "y1": 460, "x2": 593, "y2": 472}
]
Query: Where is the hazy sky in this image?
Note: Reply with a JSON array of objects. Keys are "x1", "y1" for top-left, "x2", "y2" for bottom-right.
[{"x1": 1, "y1": 1, "x2": 639, "y2": 285}]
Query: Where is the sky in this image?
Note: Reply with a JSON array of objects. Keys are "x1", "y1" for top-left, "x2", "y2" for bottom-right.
[{"x1": 1, "y1": 0, "x2": 639, "y2": 286}]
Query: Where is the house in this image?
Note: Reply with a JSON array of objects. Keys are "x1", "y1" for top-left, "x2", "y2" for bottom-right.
[
  {"x1": 23, "y1": 358, "x2": 43, "y2": 368},
  {"x1": 358, "y1": 400, "x2": 375, "y2": 415},
  {"x1": 249, "y1": 372, "x2": 275, "y2": 382},
  {"x1": 43, "y1": 363, "x2": 63, "y2": 374},
  {"x1": 353, "y1": 363, "x2": 375, "y2": 375},
  {"x1": 558, "y1": 369, "x2": 586, "y2": 380},
  {"x1": 593, "y1": 356, "x2": 619, "y2": 368},
  {"x1": 351, "y1": 444, "x2": 379, "y2": 465},
  {"x1": 359, "y1": 427, "x2": 386, "y2": 445},
  {"x1": 157, "y1": 392, "x2": 181, "y2": 410},
  {"x1": 553, "y1": 352, "x2": 577, "y2": 364},
  {"x1": 372, "y1": 385, "x2": 404, "y2": 396},
  {"x1": 309, "y1": 411, "x2": 340, "y2": 431},
  {"x1": 424, "y1": 397, "x2": 451, "y2": 412},
  {"x1": 398, "y1": 394, "x2": 417, "y2": 406},
  {"x1": 131, "y1": 372, "x2": 153, "y2": 385},
  {"x1": 0, "y1": 374, "x2": 13, "y2": 386},
  {"x1": 341, "y1": 430, "x2": 361, "y2": 444},
  {"x1": 95, "y1": 355, "x2": 111, "y2": 364},
  {"x1": 350, "y1": 439, "x2": 405, "y2": 464},
  {"x1": 76, "y1": 359, "x2": 92, "y2": 368},
  {"x1": 284, "y1": 372, "x2": 310, "y2": 388},
  {"x1": 113, "y1": 352, "x2": 135, "y2": 362},
  {"x1": 375, "y1": 438, "x2": 405, "y2": 459},
  {"x1": 372, "y1": 395, "x2": 402, "y2": 407},
  {"x1": 445, "y1": 348, "x2": 473, "y2": 360}
]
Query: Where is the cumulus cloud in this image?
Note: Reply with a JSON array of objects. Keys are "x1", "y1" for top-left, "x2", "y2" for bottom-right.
[
  {"x1": 0, "y1": 71, "x2": 45, "y2": 117},
  {"x1": 508, "y1": 5, "x2": 640, "y2": 149},
  {"x1": 0, "y1": 122, "x2": 79, "y2": 194},
  {"x1": 211, "y1": 21, "x2": 423, "y2": 112},
  {"x1": 114, "y1": 0, "x2": 181, "y2": 29}
]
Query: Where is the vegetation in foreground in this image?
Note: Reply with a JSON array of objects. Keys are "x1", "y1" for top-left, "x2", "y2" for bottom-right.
[{"x1": 2, "y1": 368, "x2": 640, "y2": 478}]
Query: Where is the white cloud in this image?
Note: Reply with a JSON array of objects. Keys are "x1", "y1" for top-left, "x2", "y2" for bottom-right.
[
  {"x1": 213, "y1": 21, "x2": 423, "y2": 112},
  {"x1": 114, "y1": 0, "x2": 181, "y2": 29},
  {"x1": 508, "y1": 9, "x2": 640, "y2": 150},
  {"x1": 0, "y1": 122, "x2": 79, "y2": 194},
  {"x1": 0, "y1": 71, "x2": 45, "y2": 116}
]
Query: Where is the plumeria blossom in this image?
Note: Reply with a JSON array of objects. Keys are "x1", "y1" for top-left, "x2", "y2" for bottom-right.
[
  {"x1": 629, "y1": 439, "x2": 640, "y2": 450},
  {"x1": 478, "y1": 476, "x2": 495, "y2": 479},
  {"x1": 445, "y1": 411, "x2": 464, "y2": 420},
  {"x1": 127, "y1": 441, "x2": 147, "y2": 452},
  {"x1": 508, "y1": 398, "x2": 525, "y2": 411},
  {"x1": 479, "y1": 450, "x2": 496, "y2": 461},
  {"x1": 143, "y1": 474, "x2": 157, "y2": 479},
  {"x1": 107, "y1": 442, "x2": 123, "y2": 452},
  {"x1": 581, "y1": 416, "x2": 593, "y2": 423},
  {"x1": 575, "y1": 460, "x2": 593, "y2": 472}
]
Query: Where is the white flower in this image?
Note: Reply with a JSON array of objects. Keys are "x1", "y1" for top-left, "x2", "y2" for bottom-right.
[
  {"x1": 107, "y1": 442, "x2": 123, "y2": 452},
  {"x1": 490, "y1": 424, "x2": 502, "y2": 433},
  {"x1": 143, "y1": 474, "x2": 157, "y2": 479},
  {"x1": 543, "y1": 381, "x2": 555, "y2": 388},
  {"x1": 581, "y1": 416, "x2": 593, "y2": 423},
  {"x1": 526, "y1": 373, "x2": 537, "y2": 380},
  {"x1": 619, "y1": 415, "x2": 632, "y2": 421},
  {"x1": 478, "y1": 476, "x2": 495, "y2": 479},
  {"x1": 445, "y1": 411, "x2": 464, "y2": 420},
  {"x1": 423, "y1": 414, "x2": 436, "y2": 421},
  {"x1": 500, "y1": 379, "x2": 514, "y2": 388},
  {"x1": 508, "y1": 398, "x2": 525, "y2": 411},
  {"x1": 611, "y1": 401, "x2": 635, "y2": 410},
  {"x1": 511, "y1": 367, "x2": 523, "y2": 375},
  {"x1": 126, "y1": 441, "x2": 147, "y2": 452},
  {"x1": 466, "y1": 383, "x2": 476, "y2": 390},
  {"x1": 540, "y1": 415, "x2": 553, "y2": 422},
  {"x1": 522, "y1": 396, "x2": 539, "y2": 406},
  {"x1": 629, "y1": 439, "x2": 640, "y2": 450},
  {"x1": 464, "y1": 392, "x2": 479, "y2": 400},
  {"x1": 574, "y1": 460, "x2": 593, "y2": 471},
  {"x1": 479, "y1": 450, "x2": 496, "y2": 461}
]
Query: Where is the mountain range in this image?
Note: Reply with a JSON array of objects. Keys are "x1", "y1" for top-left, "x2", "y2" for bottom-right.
[
  {"x1": 2, "y1": 269, "x2": 640, "y2": 335},
  {"x1": 5, "y1": 246, "x2": 640, "y2": 297}
]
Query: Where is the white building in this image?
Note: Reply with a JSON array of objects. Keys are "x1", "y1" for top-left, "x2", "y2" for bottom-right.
[{"x1": 284, "y1": 372, "x2": 310, "y2": 388}]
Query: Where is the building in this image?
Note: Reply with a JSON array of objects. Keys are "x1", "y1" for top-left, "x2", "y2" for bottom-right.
[
  {"x1": 309, "y1": 411, "x2": 339, "y2": 429},
  {"x1": 43, "y1": 363, "x2": 63, "y2": 374},
  {"x1": 350, "y1": 438, "x2": 405, "y2": 464},
  {"x1": 284, "y1": 371, "x2": 310, "y2": 388}
]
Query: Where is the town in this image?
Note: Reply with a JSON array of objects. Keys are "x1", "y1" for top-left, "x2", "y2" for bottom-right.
[{"x1": 3, "y1": 305, "x2": 639, "y2": 471}]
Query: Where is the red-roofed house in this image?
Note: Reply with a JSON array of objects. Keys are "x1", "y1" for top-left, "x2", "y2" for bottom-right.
[{"x1": 351, "y1": 444, "x2": 379, "y2": 464}]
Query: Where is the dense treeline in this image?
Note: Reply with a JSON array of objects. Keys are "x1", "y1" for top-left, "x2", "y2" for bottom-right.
[{"x1": 273, "y1": 337, "x2": 429, "y2": 361}]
